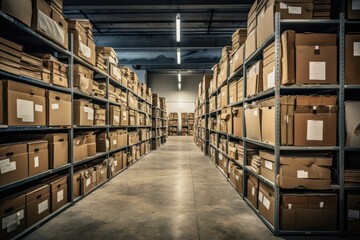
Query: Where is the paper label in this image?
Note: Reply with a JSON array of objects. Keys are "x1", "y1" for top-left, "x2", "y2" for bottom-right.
[
  {"x1": 267, "y1": 69, "x2": 275, "y2": 89},
  {"x1": 354, "y1": 42, "x2": 360, "y2": 56},
  {"x1": 35, "y1": 104, "x2": 43, "y2": 112},
  {"x1": 2, "y1": 210, "x2": 24, "y2": 232},
  {"x1": 106, "y1": 139, "x2": 109, "y2": 149},
  {"x1": 34, "y1": 156, "x2": 39, "y2": 168},
  {"x1": 234, "y1": 52, "x2": 239, "y2": 61},
  {"x1": 307, "y1": 120, "x2": 324, "y2": 141},
  {"x1": 319, "y1": 201, "x2": 324, "y2": 208},
  {"x1": 258, "y1": 191, "x2": 264, "y2": 202},
  {"x1": 114, "y1": 115, "x2": 120, "y2": 123},
  {"x1": 280, "y1": 3, "x2": 288, "y2": 9},
  {"x1": 251, "y1": 187, "x2": 255, "y2": 196},
  {"x1": 309, "y1": 62, "x2": 326, "y2": 80},
  {"x1": 79, "y1": 42, "x2": 91, "y2": 58},
  {"x1": 288, "y1": 6, "x2": 302, "y2": 14},
  {"x1": 348, "y1": 209, "x2": 360, "y2": 219},
  {"x1": 254, "y1": 110, "x2": 258, "y2": 116},
  {"x1": 230, "y1": 96, "x2": 233, "y2": 103},
  {"x1": 37, "y1": 10, "x2": 65, "y2": 44},
  {"x1": 0, "y1": 159, "x2": 10, "y2": 168},
  {"x1": 86, "y1": 178, "x2": 91, "y2": 187},
  {"x1": 353, "y1": 0, "x2": 360, "y2": 10},
  {"x1": 219, "y1": 154, "x2": 223, "y2": 160},
  {"x1": 265, "y1": 160, "x2": 273, "y2": 170},
  {"x1": 87, "y1": 108, "x2": 94, "y2": 121},
  {"x1": 114, "y1": 160, "x2": 118, "y2": 167},
  {"x1": 235, "y1": 175, "x2": 239, "y2": 181},
  {"x1": 17, "y1": 99, "x2": 34, "y2": 122},
  {"x1": 1, "y1": 162, "x2": 16, "y2": 174},
  {"x1": 288, "y1": 203, "x2": 292, "y2": 209},
  {"x1": 52, "y1": 103, "x2": 59, "y2": 110},
  {"x1": 297, "y1": 170, "x2": 309, "y2": 179},
  {"x1": 57, "y1": 190, "x2": 64, "y2": 203},
  {"x1": 113, "y1": 139, "x2": 117, "y2": 145},
  {"x1": 38, "y1": 200, "x2": 48, "y2": 214},
  {"x1": 263, "y1": 196, "x2": 271, "y2": 210},
  {"x1": 223, "y1": 161, "x2": 227, "y2": 168}
]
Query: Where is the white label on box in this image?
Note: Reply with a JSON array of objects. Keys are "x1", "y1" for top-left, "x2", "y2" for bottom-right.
[
  {"x1": 114, "y1": 160, "x2": 118, "y2": 167},
  {"x1": 267, "y1": 69, "x2": 275, "y2": 89},
  {"x1": 297, "y1": 170, "x2": 308, "y2": 179},
  {"x1": 1, "y1": 162, "x2": 16, "y2": 174},
  {"x1": 288, "y1": 203, "x2": 292, "y2": 209},
  {"x1": 79, "y1": 42, "x2": 91, "y2": 58},
  {"x1": 234, "y1": 52, "x2": 239, "y2": 61},
  {"x1": 348, "y1": 209, "x2": 360, "y2": 219},
  {"x1": 251, "y1": 187, "x2": 255, "y2": 196},
  {"x1": 38, "y1": 200, "x2": 48, "y2": 214},
  {"x1": 265, "y1": 160, "x2": 273, "y2": 170},
  {"x1": 253, "y1": 110, "x2": 258, "y2": 116},
  {"x1": 288, "y1": 6, "x2": 302, "y2": 14},
  {"x1": 37, "y1": 10, "x2": 65, "y2": 44},
  {"x1": 258, "y1": 191, "x2": 264, "y2": 202},
  {"x1": 57, "y1": 190, "x2": 64, "y2": 203},
  {"x1": 262, "y1": 196, "x2": 271, "y2": 210},
  {"x1": 35, "y1": 104, "x2": 43, "y2": 112},
  {"x1": 86, "y1": 178, "x2": 91, "y2": 187},
  {"x1": 113, "y1": 139, "x2": 117, "y2": 145},
  {"x1": 230, "y1": 96, "x2": 233, "y2": 103},
  {"x1": 235, "y1": 175, "x2": 239, "y2": 181},
  {"x1": 2, "y1": 210, "x2": 24, "y2": 232},
  {"x1": 354, "y1": 42, "x2": 360, "y2": 56},
  {"x1": 219, "y1": 154, "x2": 223, "y2": 160},
  {"x1": 84, "y1": 107, "x2": 89, "y2": 113},
  {"x1": 223, "y1": 161, "x2": 227, "y2": 168},
  {"x1": 114, "y1": 115, "x2": 120, "y2": 123},
  {"x1": 353, "y1": 0, "x2": 360, "y2": 10},
  {"x1": 106, "y1": 139, "x2": 110, "y2": 149},
  {"x1": 0, "y1": 159, "x2": 10, "y2": 168},
  {"x1": 51, "y1": 103, "x2": 59, "y2": 110},
  {"x1": 87, "y1": 108, "x2": 94, "y2": 121},
  {"x1": 34, "y1": 156, "x2": 39, "y2": 168},
  {"x1": 280, "y1": 3, "x2": 288, "y2": 9},
  {"x1": 309, "y1": 62, "x2": 326, "y2": 80},
  {"x1": 17, "y1": 99, "x2": 34, "y2": 122},
  {"x1": 306, "y1": 120, "x2": 324, "y2": 141},
  {"x1": 319, "y1": 201, "x2": 324, "y2": 208}
]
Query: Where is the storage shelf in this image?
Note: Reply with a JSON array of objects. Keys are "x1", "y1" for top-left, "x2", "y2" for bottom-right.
[
  {"x1": 345, "y1": 85, "x2": 360, "y2": 90},
  {"x1": 0, "y1": 163, "x2": 71, "y2": 193},
  {"x1": 228, "y1": 134, "x2": 243, "y2": 141},
  {"x1": 228, "y1": 66, "x2": 244, "y2": 81},
  {"x1": 73, "y1": 152, "x2": 108, "y2": 166},
  {"x1": 73, "y1": 126, "x2": 108, "y2": 129},
  {"x1": 73, "y1": 90, "x2": 108, "y2": 104},
  {"x1": 230, "y1": 158, "x2": 243, "y2": 168},
  {"x1": 108, "y1": 77, "x2": 128, "y2": 90},
  {"x1": 73, "y1": 55, "x2": 107, "y2": 77},
  {"x1": 244, "y1": 88, "x2": 275, "y2": 103},
  {"x1": 73, "y1": 180, "x2": 109, "y2": 204},
  {"x1": 108, "y1": 146, "x2": 128, "y2": 154},
  {"x1": 344, "y1": 147, "x2": 360, "y2": 151},
  {"x1": 244, "y1": 33, "x2": 275, "y2": 66},
  {"x1": 243, "y1": 197, "x2": 275, "y2": 233},
  {"x1": 244, "y1": 166, "x2": 275, "y2": 188},
  {"x1": 0, "y1": 125, "x2": 70, "y2": 132},
  {"x1": 344, "y1": 185, "x2": 360, "y2": 191},
  {"x1": 228, "y1": 100, "x2": 244, "y2": 107},
  {"x1": 281, "y1": 19, "x2": 340, "y2": 25},
  {"x1": 209, "y1": 109, "x2": 221, "y2": 114},
  {"x1": 0, "y1": 70, "x2": 71, "y2": 93}
]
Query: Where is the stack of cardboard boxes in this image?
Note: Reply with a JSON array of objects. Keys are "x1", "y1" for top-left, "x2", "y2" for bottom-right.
[
  {"x1": 188, "y1": 113, "x2": 194, "y2": 136},
  {"x1": 168, "y1": 112, "x2": 178, "y2": 136},
  {"x1": 181, "y1": 112, "x2": 188, "y2": 136},
  {"x1": 230, "y1": 28, "x2": 247, "y2": 76}
]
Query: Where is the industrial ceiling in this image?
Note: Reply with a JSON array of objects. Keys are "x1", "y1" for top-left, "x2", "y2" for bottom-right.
[{"x1": 63, "y1": 0, "x2": 253, "y2": 73}]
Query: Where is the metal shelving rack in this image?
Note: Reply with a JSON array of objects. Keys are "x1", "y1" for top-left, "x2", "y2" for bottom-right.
[
  {"x1": 196, "y1": 9, "x2": 359, "y2": 236},
  {"x1": 151, "y1": 104, "x2": 167, "y2": 149},
  {"x1": 0, "y1": 10, "x2": 155, "y2": 239}
]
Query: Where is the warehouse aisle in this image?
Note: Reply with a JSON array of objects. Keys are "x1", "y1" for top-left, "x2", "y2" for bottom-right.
[{"x1": 25, "y1": 136, "x2": 277, "y2": 240}]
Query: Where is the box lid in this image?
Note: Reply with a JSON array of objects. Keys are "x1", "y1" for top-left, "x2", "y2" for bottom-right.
[
  {"x1": 259, "y1": 150, "x2": 332, "y2": 166},
  {"x1": 295, "y1": 33, "x2": 337, "y2": 46},
  {"x1": 47, "y1": 90, "x2": 71, "y2": 101},
  {"x1": 25, "y1": 184, "x2": 50, "y2": 201},
  {"x1": 296, "y1": 95, "x2": 337, "y2": 106},
  {"x1": 44, "y1": 133, "x2": 68, "y2": 143},
  {"x1": 0, "y1": 142, "x2": 27, "y2": 157},
  {"x1": 27, "y1": 140, "x2": 48, "y2": 152},
  {"x1": 5, "y1": 80, "x2": 45, "y2": 96},
  {"x1": 0, "y1": 193, "x2": 25, "y2": 213}
]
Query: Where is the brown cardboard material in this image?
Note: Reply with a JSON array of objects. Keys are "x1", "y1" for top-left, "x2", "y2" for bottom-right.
[
  {"x1": 0, "y1": 80, "x2": 2, "y2": 125},
  {"x1": 281, "y1": 31, "x2": 296, "y2": 85},
  {"x1": 245, "y1": 28, "x2": 257, "y2": 60},
  {"x1": 262, "y1": 60, "x2": 275, "y2": 91},
  {"x1": 27, "y1": 140, "x2": 48, "y2": 177},
  {"x1": 83, "y1": 132, "x2": 96, "y2": 157},
  {"x1": 0, "y1": 193, "x2": 26, "y2": 239},
  {"x1": 274, "y1": 2, "x2": 313, "y2": 19},
  {"x1": 73, "y1": 136, "x2": 87, "y2": 162},
  {"x1": 94, "y1": 160, "x2": 107, "y2": 185},
  {"x1": 220, "y1": 85, "x2": 228, "y2": 108},
  {"x1": 347, "y1": 0, "x2": 360, "y2": 19},
  {"x1": 74, "y1": 74, "x2": 93, "y2": 94},
  {"x1": 245, "y1": 107, "x2": 262, "y2": 141},
  {"x1": 96, "y1": 132, "x2": 109, "y2": 152},
  {"x1": 0, "y1": 143, "x2": 28, "y2": 186},
  {"x1": 347, "y1": 194, "x2": 360, "y2": 232},
  {"x1": 73, "y1": 172, "x2": 81, "y2": 199},
  {"x1": 5, "y1": 80, "x2": 46, "y2": 126},
  {"x1": 237, "y1": 78, "x2": 244, "y2": 102},
  {"x1": 44, "y1": 133, "x2": 68, "y2": 169},
  {"x1": 80, "y1": 168, "x2": 96, "y2": 195},
  {"x1": 74, "y1": 99, "x2": 94, "y2": 126},
  {"x1": 229, "y1": 81, "x2": 237, "y2": 105},
  {"x1": 258, "y1": 182, "x2": 275, "y2": 226},
  {"x1": 218, "y1": 58, "x2": 230, "y2": 87},
  {"x1": 218, "y1": 153, "x2": 228, "y2": 175},
  {"x1": 25, "y1": 184, "x2": 50, "y2": 227},
  {"x1": 109, "y1": 105, "x2": 120, "y2": 126},
  {"x1": 232, "y1": 107, "x2": 244, "y2": 137},
  {"x1": 345, "y1": 101, "x2": 360, "y2": 146},
  {"x1": 247, "y1": 174, "x2": 259, "y2": 208},
  {"x1": 345, "y1": 34, "x2": 360, "y2": 85},
  {"x1": 43, "y1": 175, "x2": 68, "y2": 212},
  {"x1": 0, "y1": 0, "x2": 32, "y2": 27},
  {"x1": 246, "y1": 60, "x2": 263, "y2": 97},
  {"x1": 109, "y1": 131, "x2": 119, "y2": 150},
  {"x1": 230, "y1": 45, "x2": 244, "y2": 75},
  {"x1": 281, "y1": 193, "x2": 337, "y2": 230},
  {"x1": 47, "y1": 90, "x2": 71, "y2": 126},
  {"x1": 117, "y1": 130, "x2": 128, "y2": 148},
  {"x1": 295, "y1": 33, "x2": 337, "y2": 84}
]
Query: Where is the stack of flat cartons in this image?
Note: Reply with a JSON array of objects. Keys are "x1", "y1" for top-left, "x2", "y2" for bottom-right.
[
  {"x1": 168, "y1": 112, "x2": 178, "y2": 136},
  {"x1": 217, "y1": 46, "x2": 232, "y2": 86},
  {"x1": 181, "y1": 112, "x2": 189, "y2": 136},
  {"x1": 313, "y1": 0, "x2": 332, "y2": 19},
  {"x1": 42, "y1": 54, "x2": 68, "y2": 87},
  {"x1": 73, "y1": 64, "x2": 94, "y2": 95},
  {"x1": 230, "y1": 28, "x2": 247, "y2": 75},
  {"x1": 20, "y1": 53, "x2": 43, "y2": 80},
  {"x1": 96, "y1": 47, "x2": 118, "y2": 65},
  {"x1": 188, "y1": 113, "x2": 194, "y2": 136},
  {"x1": 0, "y1": 37, "x2": 22, "y2": 75},
  {"x1": 95, "y1": 50, "x2": 107, "y2": 72}
]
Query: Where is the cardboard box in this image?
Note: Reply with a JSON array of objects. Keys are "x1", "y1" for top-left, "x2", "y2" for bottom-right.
[
  {"x1": 94, "y1": 160, "x2": 107, "y2": 185},
  {"x1": 262, "y1": 44, "x2": 275, "y2": 91},
  {"x1": 44, "y1": 133, "x2": 68, "y2": 169},
  {"x1": 245, "y1": 106, "x2": 262, "y2": 141},
  {"x1": 232, "y1": 107, "x2": 244, "y2": 137},
  {"x1": 294, "y1": 95, "x2": 337, "y2": 146},
  {"x1": 295, "y1": 33, "x2": 337, "y2": 84},
  {"x1": 96, "y1": 132, "x2": 109, "y2": 152},
  {"x1": 258, "y1": 182, "x2": 275, "y2": 226},
  {"x1": 25, "y1": 184, "x2": 50, "y2": 227},
  {"x1": 80, "y1": 168, "x2": 96, "y2": 195},
  {"x1": 5, "y1": 80, "x2": 46, "y2": 126},
  {"x1": 73, "y1": 136, "x2": 87, "y2": 162},
  {"x1": 218, "y1": 153, "x2": 228, "y2": 175},
  {"x1": 43, "y1": 175, "x2": 68, "y2": 212},
  {"x1": 347, "y1": 194, "x2": 360, "y2": 232},
  {"x1": 47, "y1": 90, "x2": 71, "y2": 126},
  {"x1": 281, "y1": 193, "x2": 337, "y2": 230},
  {"x1": 84, "y1": 132, "x2": 96, "y2": 157},
  {"x1": 0, "y1": 143, "x2": 28, "y2": 186},
  {"x1": 0, "y1": 80, "x2": 3, "y2": 125},
  {"x1": 245, "y1": 28, "x2": 256, "y2": 60},
  {"x1": 229, "y1": 81, "x2": 237, "y2": 104},
  {"x1": 94, "y1": 105, "x2": 106, "y2": 126},
  {"x1": 27, "y1": 140, "x2": 48, "y2": 177},
  {"x1": 74, "y1": 99, "x2": 94, "y2": 126},
  {"x1": 73, "y1": 172, "x2": 81, "y2": 199},
  {"x1": 117, "y1": 130, "x2": 128, "y2": 148},
  {"x1": 0, "y1": 0, "x2": 32, "y2": 27},
  {"x1": 247, "y1": 174, "x2": 259, "y2": 208},
  {"x1": 261, "y1": 96, "x2": 295, "y2": 145},
  {"x1": 274, "y1": 1, "x2": 313, "y2": 19},
  {"x1": 345, "y1": 34, "x2": 360, "y2": 85},
  {"x1": 230, "y1": 45, "x2": 244, "y2": 75},
  {"x1": 109, "y1": 105, "x2": 120, "y2": 126},
  {"x1": 0, "y1": 193, "x2": 26, "y2": 239},
  {"x1": 220, "y1": 85, "x2": 228, "y2": 108},
  {"x1": 259, "y1": 151, "x2": 276, "y2": 182},
  {"x1": 246, "y1": 60, "x2": 263, "y2": 97},
  {"x1": 129, "y1": 110, "x2": 136, "y2": 126},
  {"x1": 281, "y1": 31, "x2": 296, "y2": 85},
  {"x1": 345, "y1": 101, "x2": 360, "y2": 146},
  {"x1": 109, "y1": 131, "x2": 118, "y2": 150},
  {"x1": 237, "y1": 78, "x2": 244, "y2": 102},
  {"x1": 218, "y1": 57, "x2": 230, "y2": 86},
  {"x1": 347, "y1": 0, "x2": 360, "y2": 19},
  {"x1": 74, "y1": 74, "x2": 93, "y2": 94}
]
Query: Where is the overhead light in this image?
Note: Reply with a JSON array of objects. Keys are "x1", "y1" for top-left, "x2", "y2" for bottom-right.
[
  {"x1": 177, "y1": 48, "x2": 181, "y2": 64},
  {"x1": 176, "y1": 13, "x2": 181, "y2": 42},
  {"x1": 178, "y1": 72, "x2": 181, "y2": 83},
  {"x1": 178, "y1": 83, "x2": 182, "y2": 91}
]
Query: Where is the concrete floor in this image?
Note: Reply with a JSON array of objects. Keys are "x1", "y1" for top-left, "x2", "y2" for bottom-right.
[{"x1": 24, "y1": 137, "x2": 348, "y2": 240}]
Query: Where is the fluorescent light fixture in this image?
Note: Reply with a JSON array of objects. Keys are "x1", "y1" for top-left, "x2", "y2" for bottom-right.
[
  {"x1": 176, "y1": 13, "x2": 181, "y2": 42},
  {"x1": 177, "y1": 48, "x2": 181, "y2": 64},
  {"x1": 178, "y1": 83, "x2": 182, "y2": 91},
  {"x1": 178, "y1": 72, "x2": 181, "y2": 83}
]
